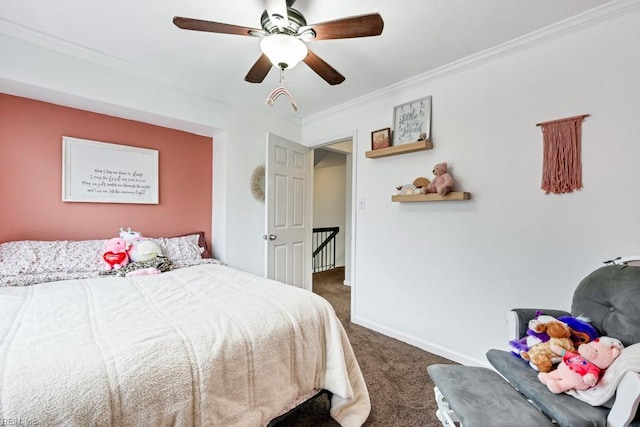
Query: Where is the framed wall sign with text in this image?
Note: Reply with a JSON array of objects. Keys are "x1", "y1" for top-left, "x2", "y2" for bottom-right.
[
  {"x1": 393, "y1": 96, "x2": 432, "y2": 145},
  {"x1": 62, "y1": 137, "x2": 159, "y2": 204}
]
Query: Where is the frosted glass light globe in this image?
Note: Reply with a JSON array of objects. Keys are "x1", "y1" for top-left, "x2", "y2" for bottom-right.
[{"x1": 260, "y1": 34, "x2": 308, "y2": 69}]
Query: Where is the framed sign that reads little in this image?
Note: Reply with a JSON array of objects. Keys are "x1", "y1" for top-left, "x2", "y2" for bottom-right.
[
  {"x1": 393, "y1": 96, "x2": 432, "y2": 145},
  {"x1": 62, "y1": 136, "x2": 159, "y2": 204}
]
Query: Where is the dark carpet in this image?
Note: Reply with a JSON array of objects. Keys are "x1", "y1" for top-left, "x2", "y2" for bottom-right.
[{"x1": 278, "y1": 267, "x2": 457, "y2": 427}]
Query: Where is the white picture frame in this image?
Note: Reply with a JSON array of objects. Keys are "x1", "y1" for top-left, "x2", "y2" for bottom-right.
[
  {"x1": 62, "y1": 136, "x2": 159, "y2": 204},
  {"x1": 393, "y1": 95, "x2": 432, "y2": 145}
]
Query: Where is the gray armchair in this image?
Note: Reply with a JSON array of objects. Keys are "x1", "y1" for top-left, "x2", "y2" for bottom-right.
[{"x1": 429, "y1": 262, "x2": 640, "y2": 427}]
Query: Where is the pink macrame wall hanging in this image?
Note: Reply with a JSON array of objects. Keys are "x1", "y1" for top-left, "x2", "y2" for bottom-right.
[{"x1": 536, "y1": 114, "x2": 589, "y2": 194}]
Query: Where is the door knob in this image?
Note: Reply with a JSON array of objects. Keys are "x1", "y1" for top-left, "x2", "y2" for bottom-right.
[{"x1": 263, "y1": 234, "x2": 277, "y2": 241}]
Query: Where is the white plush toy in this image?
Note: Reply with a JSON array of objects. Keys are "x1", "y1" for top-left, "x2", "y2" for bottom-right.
[{"x1": 119, "y1": 227, "x2": 163, "y2": 263}]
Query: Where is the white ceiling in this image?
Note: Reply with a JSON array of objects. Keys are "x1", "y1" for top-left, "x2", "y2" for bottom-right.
[{"x1": 1, "y1": 0, "x2": 612, "y2": 119}]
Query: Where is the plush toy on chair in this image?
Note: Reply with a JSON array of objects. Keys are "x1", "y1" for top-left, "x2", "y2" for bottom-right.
[
  {"x1": 509, "y1": 313, "x2": 557, "y2": 359},
  {"x1": 557, "y1": 315, "x2": 599, "y2": 347},
  {"x1": 103, "y1": 238, "x2": 130, "y2": 270},
  {"x1": 425, "y1": 162, "x2": 455, "y2": 196},
  {"x1": 538, "y1": 337, "x2": 624, "y2": 394},
  {"x1": 521, "y1": 319, "x2": 575, "y2": 372}
]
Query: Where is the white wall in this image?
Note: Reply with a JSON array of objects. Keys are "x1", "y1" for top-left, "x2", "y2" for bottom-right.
[
  {"x1": 216, "y1": 107, "x2": 300, "y2": 275},
  {"x1": 301, "y1": 8, "x2": 640, "y2": 366},
  {"x1": 0, "y1": 32, "x2": 301, "y2": 277},
  {"x1": 313, "y1": 164, "x2": 347, "y2": 268}
]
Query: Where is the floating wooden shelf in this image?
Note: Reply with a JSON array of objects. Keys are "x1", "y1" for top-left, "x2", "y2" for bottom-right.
[
  {"x1": 391, "y1": 192, "x2": 471, "y2": 202},
  {"x1": 365, "y1": 140, "x2": 433, "y2": 159}
]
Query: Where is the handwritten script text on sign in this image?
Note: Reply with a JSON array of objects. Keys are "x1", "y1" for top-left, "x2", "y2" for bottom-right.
[{"x1": 82, "y1": 168, "x2": 151, "y2": 197}]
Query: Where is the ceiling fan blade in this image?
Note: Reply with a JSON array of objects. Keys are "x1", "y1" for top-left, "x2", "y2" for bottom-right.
[
  {"x1": 245, "y1": 54, "x2": 273, "y2": 83},
  {"x1": 303, "y1": 49, "x2": 345, "y2": 85},
  {"x1": 173, "y1": 16, "x2": 261, "y2": 36},
  {"x1": 309, "y1": 13, "x2": 384, "y2": 41},
  {"x1": 263, "y1": 0, "x2": 289, "y2": 30}
]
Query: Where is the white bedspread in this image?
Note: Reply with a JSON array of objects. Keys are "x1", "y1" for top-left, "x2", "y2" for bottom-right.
[{"x1": 0, "y1": 264, "x2": 370, "y2": 426}]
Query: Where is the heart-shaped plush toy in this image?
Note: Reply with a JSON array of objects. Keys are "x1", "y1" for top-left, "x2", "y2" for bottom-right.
[
  {"x1": 102, "y1": 237, "x2": 130, "y2": 270},
  {"x1": 104, "y1": 251, "x2": 127, "y2": 266}
]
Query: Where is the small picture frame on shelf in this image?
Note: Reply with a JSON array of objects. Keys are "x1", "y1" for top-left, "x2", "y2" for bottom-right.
[
  {"x1": 371, "y1": 127, "x2": 391, "y2": 150},
  {"x1": 393, "y1": 96, "x2": 432, "y2": 145}
]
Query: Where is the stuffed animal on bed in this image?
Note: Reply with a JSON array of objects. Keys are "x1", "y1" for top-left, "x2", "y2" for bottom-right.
[
  {"x1": 103, "y1": 237, "x2": 130, "y2": 270},
  {"x1": 538, "y1": 337, "x2": 624, "y2": 394},
  {"x1": 521, "y1": 319, "x2": 575, "y2": 372},
  {"x1": 119, "y1": 227, "x2": 163, "y2": 262},
  {"x1": 119, "y1": 227, "x2": 141, "y2": 242},
  {"x1": 128, "y1": 239, "x2": 163, "y2": 262}
]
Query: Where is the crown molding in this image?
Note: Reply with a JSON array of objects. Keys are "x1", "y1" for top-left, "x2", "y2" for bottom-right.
[
  {"x1": 301, "y1": 0, "x2": 640, "y2": 127},
  {"x1": 0, "y1": 18, "x2": 229, "y2": 105},
  {"x1": 0, "y1": 17, "x2": 307, "y2": 128},
  {"x1": 2, "y1": 0, "x2": 638, "y2": 130}
]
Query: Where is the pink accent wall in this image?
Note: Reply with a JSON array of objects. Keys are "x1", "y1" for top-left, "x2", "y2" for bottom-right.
[{"x1": 0, "y1": 94, "x2": 213, "y2": 247}]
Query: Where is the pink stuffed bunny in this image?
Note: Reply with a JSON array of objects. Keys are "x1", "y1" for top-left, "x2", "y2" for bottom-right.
[
  {"x1": 538, "y1": 337, "x2": 623, "y2": 394},
  {"x1": 102, "y1": 237, "x2": 130, "y2": 270}
]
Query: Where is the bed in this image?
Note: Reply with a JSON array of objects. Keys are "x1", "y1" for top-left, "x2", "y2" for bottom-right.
[{"x1": 0, "y1": 235, "x2": 370, "y2": 426}]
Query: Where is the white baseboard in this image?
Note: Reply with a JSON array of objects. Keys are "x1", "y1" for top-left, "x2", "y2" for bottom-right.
[
  {"x1": 343, "y1": 280, "x2": 351, "y2": 286},
  {"x1": 352, "y1": 315, "x2": 489, "y2": 368}
]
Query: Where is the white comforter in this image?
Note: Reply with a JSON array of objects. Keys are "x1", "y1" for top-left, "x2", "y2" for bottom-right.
[{"x1": 0, "y1": 264, "x2": 370, "y2": 426}]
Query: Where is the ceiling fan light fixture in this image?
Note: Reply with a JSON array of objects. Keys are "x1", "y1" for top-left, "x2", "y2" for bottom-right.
[
  {"x1": 260, "y1": 34, "x2": 308, "y2": 69},
  {"x1": 264, "y1": 0, "x2": 289, "y2": 30}
]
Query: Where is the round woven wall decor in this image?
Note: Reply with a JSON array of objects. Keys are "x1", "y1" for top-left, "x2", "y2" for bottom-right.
[{"x1": 250, "y1": 164, "x2": 266, "y2": 203}]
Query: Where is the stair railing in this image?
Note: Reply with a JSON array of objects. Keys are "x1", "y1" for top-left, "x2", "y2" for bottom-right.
[{"x1": 312, "y1": 227, "x2": 339, "y2": 273}]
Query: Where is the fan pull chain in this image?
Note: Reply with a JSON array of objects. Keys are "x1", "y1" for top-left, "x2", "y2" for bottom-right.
[{"x1": 265, "y1": 69, "x2": 298, "y2": 112}]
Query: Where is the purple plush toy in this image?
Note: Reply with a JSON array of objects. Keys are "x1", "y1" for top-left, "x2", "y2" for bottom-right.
[{"x1": 557, "y1": 315, "x2": 599, "y2": 346}]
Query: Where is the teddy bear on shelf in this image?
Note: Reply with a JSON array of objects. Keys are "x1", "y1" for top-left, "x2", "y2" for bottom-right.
[
  {"x1": 102, "y1": 237, "x2": 130, "y2": 270},
  {"x1": 425, "y1": 162, "x2": 455, "y2": 196},
  {"x1": 521, "y1": 318, "x2": 575, "y2": 372},
  {"x1": 538, "y1": 337, "x2": 624, "y2": 394}
]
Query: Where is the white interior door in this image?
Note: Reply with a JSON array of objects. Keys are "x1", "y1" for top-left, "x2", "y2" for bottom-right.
[{"x1": 265, "y1": 133, "x2": 312, "y2": 290}]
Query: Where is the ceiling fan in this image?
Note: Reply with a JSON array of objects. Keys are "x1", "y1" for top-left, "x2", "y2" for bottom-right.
[{"x1": 173, "y1": 0, "x2": 384, "y2": 85}]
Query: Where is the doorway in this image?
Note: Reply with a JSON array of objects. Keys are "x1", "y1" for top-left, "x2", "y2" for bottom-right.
[{"x1": 312, "y1": 138, "x2": 352, "y2": 292}]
